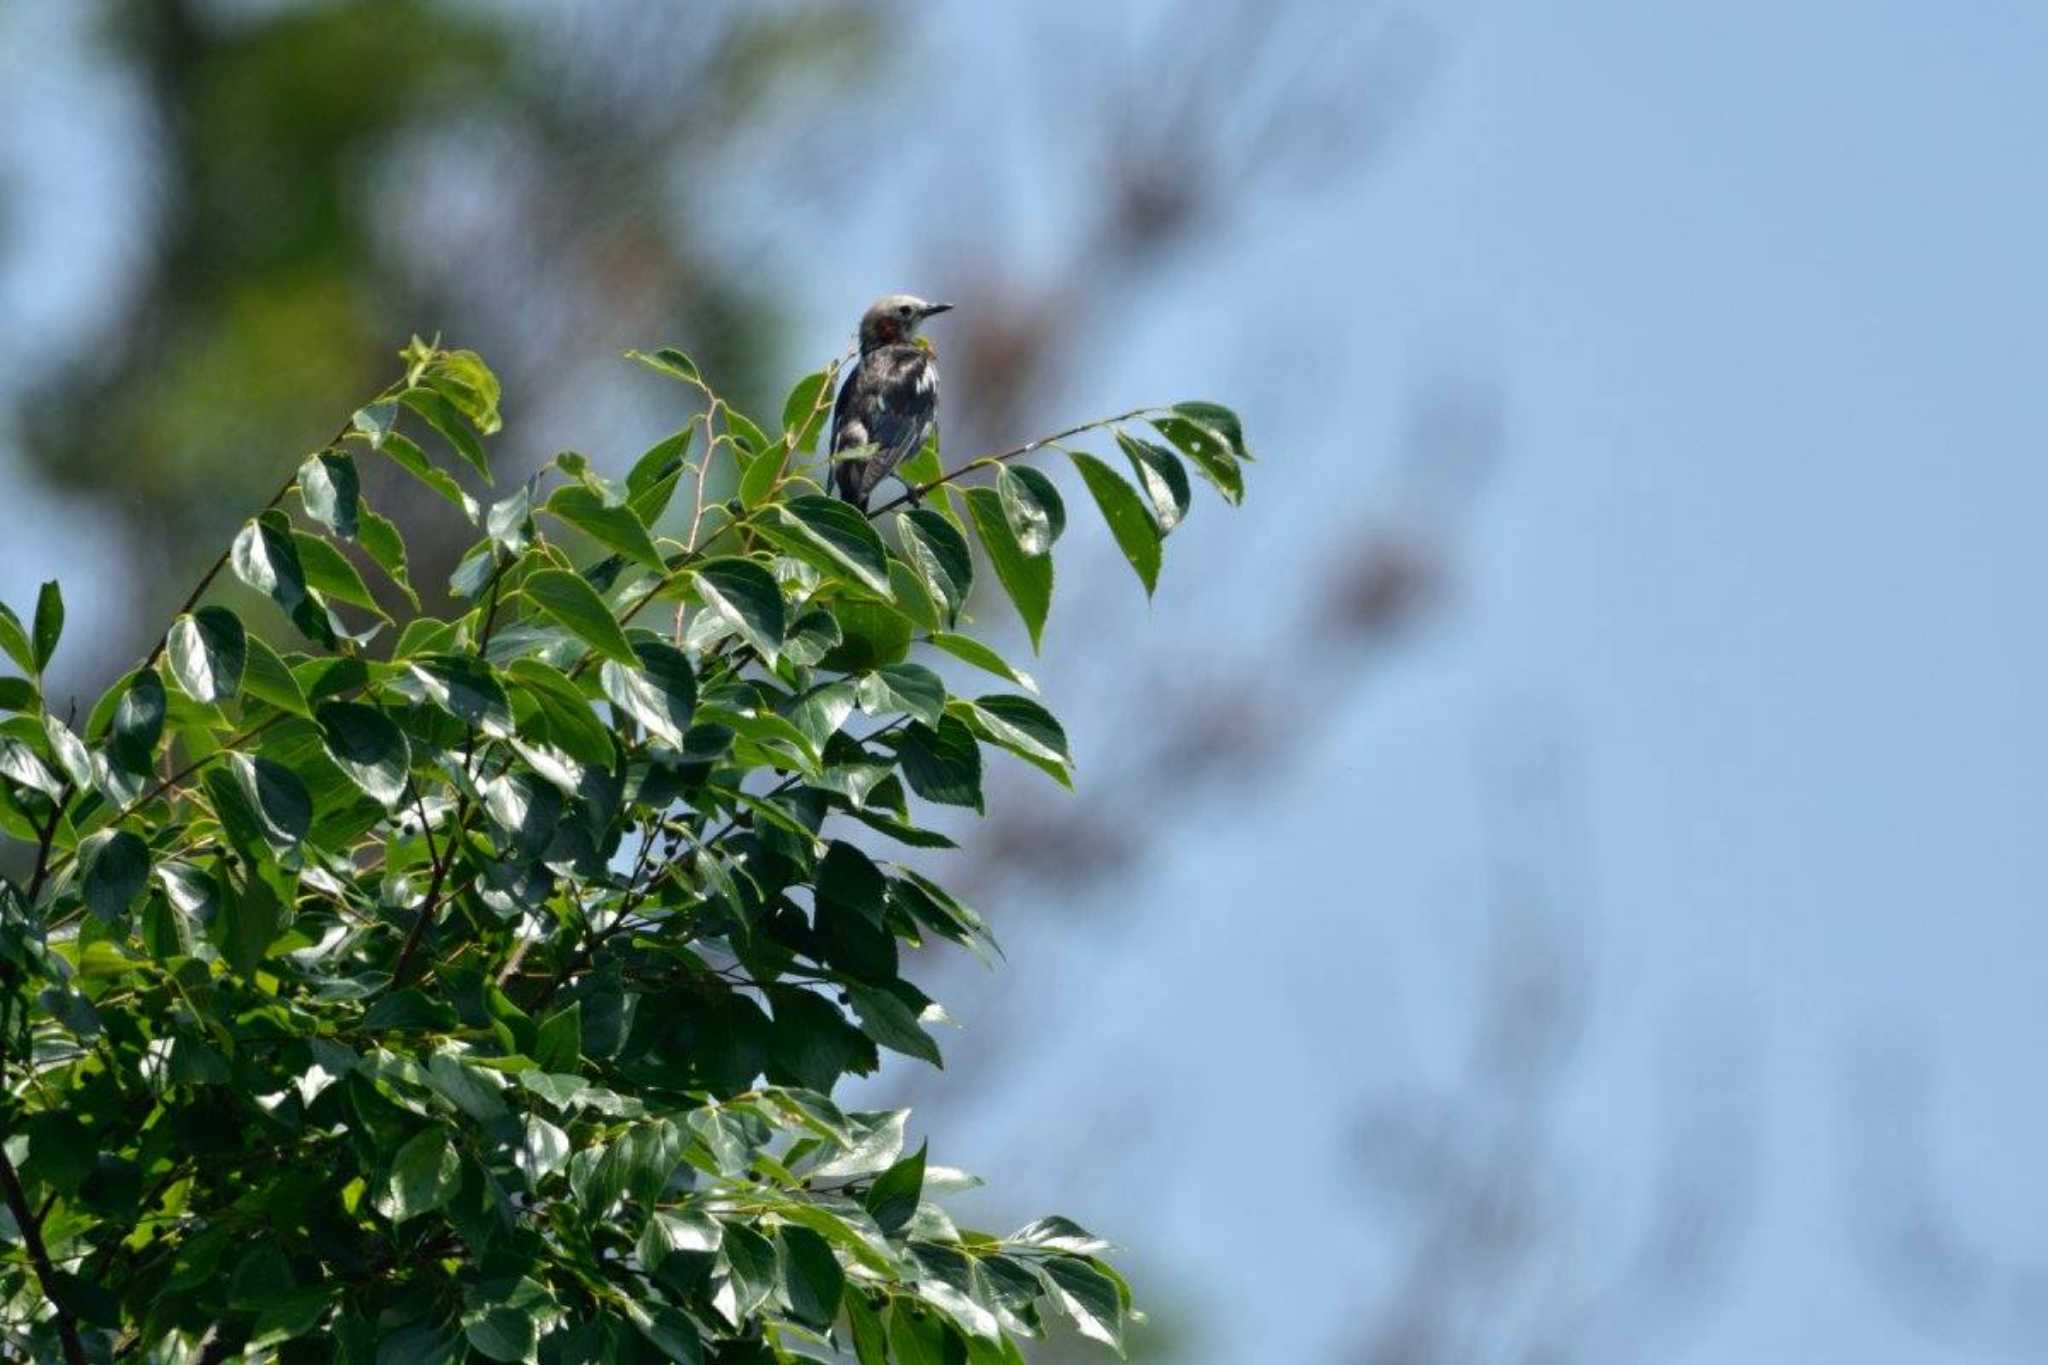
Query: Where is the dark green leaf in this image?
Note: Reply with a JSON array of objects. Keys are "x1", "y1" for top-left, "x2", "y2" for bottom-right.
[
  {"x1": 897, "y1": 509, "x2": 974, "y2": 626},
  {"x1": 722, "y1": 406, "x2": 772, "y2": 459},
  {"x1": 241, "y1": 635, "x2": 311, "y2": 717},
  {"x1": 925, "y1": 632, "x2": 1036, "y2": 693},
  {"x1": 1116, "y1": 431, "x2": 1191, "y2": 533},
  {"x1": 521, "y1": 569, "x2": 638, "y2": 666},
  {"x1": 856, "y1": 663, "x2": 946, "y2": 727},
  {"x1": 864, "y1": 1140, "x2": 927, "y2": 1236},
  {"x1": 229, "y1": 753, "x2": 313, "y2": 850},
  {"x1": 167, "y1": 606, "x2": 247, "y2": 703},
  {"x1": 897, "y1": 716, "x2": 983, "y2": 812},
  {"x1": 997, "y1": 466, "x2": 1064, "y2": 556},
  {"x1": 410, "y1": 654, "x2": 514, "y2": 738},
  {"x1": 628, "y1": 424, "x2": 696, "y2": 496},
  {"x1": 379, "y1": 1129, "x2": 462, "y2": 1224},
  {"x1": 32, "y1": 580, "x2": 63, "y2": 671},
  {"x1": 691, "y1": 559, "x2": 785, "y2": 661},
  {"x1": 846, "y1": 982, "x2": 942, "y2": 1067},
  {"x1": 378, "y1": 432, "x2": 479, "y2": 522},
  {"x1": 956, "y1": 694, "x2": 1072, "y2": 787},
  {"x1": 818, "y1": 598, "x2": 914, "y2": 673},
  {"x1": 776, "y1": 1225, "x2": 845, "y2": 1331},
  {"x1": 600, "y1": 640, "x2": 696, "y2": 746},
  {"x1": 1068, "y1": 451, "x2": 1161, "y2": 594},
  {"x1": 964, "y1": 487, "x2": 1052, "y2": 652},
  {"x1": 0, "y1": 677, "x2": 34, "y2": 712},
  {"x1": 0, "y1": 601, "x2": 35, "y2": 675},
  {"x1": 294, "y1": 533, "x2": 389, "y2": 620},
  {"x1": 318, "y1": 702, "x2": 411, "y2": 807},
  {"x1": 357, "y1": 510, "x2": 420, "y2": 609},
  {"x1": 888, "y1": 1305, "x2": 956, "y2": 1365},
  {"x1": 777, "y1": 497, "x2": 893, "y2": 596},
  {"x1": 625, "y1": 1302, "x2": 704, "y2": 1364},
  {"x1": 1172, "y1": 399, "x2": 1250, "y2": 458},
  {"x1": 534, "y1": 1002, "x2": 581, "y2": 1072},
  {"x1": 1151, "y1": 415, "x2": 1242, "y2": 504},
  {"x1": 462, "y1": 1304, "x2": 537, "y2": 1364},
  {"x1": 42, "y1": 716, "x2": 91, "y2": 789},
  {"x1": 216, "y1": 874, "x2": 283, "y2": 976},
  {"x1": 1038, "y1": 1257, "x2": 1126, "y2": 1352},
  {"x1": 544, "y1": 484, "x2": 664, "y2": 571},
  {"x1": 398, "y1": 385, "x2": 492, "y2": 483},
  {"x1": 0, "y1": 736, "x2": 61, "y2": 797},
  {"x1": 108, "y1": 669, "x2": 166, "y2": 770},
  {"x1": 300, "y1": 451, "x2": 361, "y2": 539},
  {"x1": 83, "y1": 830, "x2": 150, "y2": 923},
  {"x1": 846, "y1": 1291, "x2": 890, "y2": 1365}
]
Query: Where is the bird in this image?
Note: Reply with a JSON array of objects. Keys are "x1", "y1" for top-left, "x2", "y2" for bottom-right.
[{"x1": 829, "y1": 294, "x2": 953, "y2": 511}]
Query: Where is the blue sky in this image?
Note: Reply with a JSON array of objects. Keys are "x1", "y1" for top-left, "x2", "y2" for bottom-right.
[{"x1": 7, "y1": 2, "x2": 2048, "y2": 1360}]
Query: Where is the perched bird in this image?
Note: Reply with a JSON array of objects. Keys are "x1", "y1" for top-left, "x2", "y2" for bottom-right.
[{"x1": 829, "y1": 294, "x2": 953, "y2": 510}]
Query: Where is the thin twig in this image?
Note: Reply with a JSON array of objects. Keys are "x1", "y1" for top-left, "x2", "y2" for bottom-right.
[
  {"x1": 865, "y1": 407, "x2": 1156, "y2": 516},
  {"x1": 0, "y1": 1143, "x2": 87, "y2": 1365}
]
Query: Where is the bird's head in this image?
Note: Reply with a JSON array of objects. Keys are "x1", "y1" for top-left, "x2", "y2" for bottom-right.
[{"x1": 859, "y1": 294, "x2": 953, "y2": 351}]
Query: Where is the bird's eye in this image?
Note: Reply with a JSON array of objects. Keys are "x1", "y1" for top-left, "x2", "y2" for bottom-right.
[{"x1": 899, "y1": 304, "x2": 915, "y2": 318}]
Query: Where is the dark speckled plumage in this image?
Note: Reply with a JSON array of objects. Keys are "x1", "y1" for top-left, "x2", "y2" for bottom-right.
[{"x1": 830, "y1": 294, "x2": 951, "y2": 510}]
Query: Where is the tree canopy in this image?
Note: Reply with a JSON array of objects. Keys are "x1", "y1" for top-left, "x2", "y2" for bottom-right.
[{"x1": 0, "y1": 337, "x2": 1253, "y2": 1363}]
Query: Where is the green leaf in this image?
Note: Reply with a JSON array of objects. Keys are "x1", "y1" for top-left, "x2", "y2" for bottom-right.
[
  {"x1": 776, "y1": 1225, "x2": 846, "y2": 1331},
  {"x1": 241, "y1": 635, "x2": 311, "y2": 717},
  {"x1": 599, "y1": 641, "x2": 696, "y2": 747},
  {"x1": 317, "y1": 702, "x2": 411, "y2": 807},
  {"x1": 897, "y1": 716, "x2": 984, "y2": 812},
  {"x1": 293, "y1": 533, "x2": 389, "y2": 621},
  {"x1": 628, "y1": 424, "x2": 696, "y2": 497},
  {"x1": 888, "y1": 1305, "x2": 955, "y2": 1365},
  {"x1": 1151, "y1": 415, "x2": 1242, "y2": 504},
  {"x1": 856, "y1": 663, "x2": 946, "y2": 727},
  {"x1": 108, "y1": 670, "x2": 166, "y2": 768},
  {"x1": 997, "y1": 465, "x2": 1065, "y2": 556},
  {"x1": 410, "y1": 654, "x2": 514, "y2": 738},
  {"x1": 82, "y1": 830, "x2": 150, "y2": 923},
  {"x1": 737, "y1": 444, "x2": 783, "y2": 508},
  {"x1": 216, "y1": 874, "x2": 283, "y2": 975},
  {"x1": 782, "y1": 366, "x2": 835, "y2": 454},
  {"x1": 299, "y1": 451, "x2": 361, "y2": 539},
  {"x1": 818, "y1": 598, "x2": 913, "y2": 673},
  {"x1": 846, "y1": 1291, "x2": 890, "y2": 1365},
  {"x1": 517, "y1": 1116, "x2": 571, "y2": 1184},
  {"x1": 0, "y1": 736, "x2": 62, "y2": 797},
  {"x1": 167, "y1": 606, "x2": 247, "y2": 703},
  {"x1": 1116, "y1": 431, "x2": 1191, "y2": 533},
  {"x1": 864, "y1": 1140, "x2": 926, "y2": 1236},
  {"x1": 379, "y1": 1129, "x2": 462, "y2": 1224},
  {"x1": 31, "y1": 580, "x2": 63, "y2": 672},
  {"x1": 625, "y1": 346, "x2": 705, "y2": 388},
  {"x1": 955, "y1": 694, "x2": 1072, "y2": 786},
  {"x1": 42, "y1": 716, "x2": 92, "y2": 789},
  {"x1": 0, "y1": 677, "x2": 34, "y2": 713},
  {"x1": 691, "y1": 559, "x2": 786, "y2": 662},
  {"x1": 0, "y1": 602, "x2": 35, "y2": 676},
  {"x1": 533, "y1": 1002, "x2": 582, "y2": 1072},
  {"x1": 351, "y1": 400, "x2": 397, "y2": 447},
  {"x1": 462, "y1": 1303, "x2": 538, "y2": 1364},
  {"x1": 1173, "y1": 399, "x2": 1251, "y2": 458},
  {"x1": 846, "y1": 982, "x2": 943, "y2": 1066},
  {"x1": 229, "y1": 753, "x2": 314, "y2": 850},
  {"x1": 359, "y1": 509, "x2": 421, "y2": 609},
  {"x1": 964, "y1": 486, "x2": 1052, "y2": 652},
  {"x1": 777, "y1": 497, "x2": 893, "y2": 596},
  {"x1": 232, "y1": 512, "x2": 327, "y2": 643},
  {"x1": 1038, "y1": 1258, "x2": 1126, "y2": 1353},
  {"x1": 544, "y1": 484, "x2": 664, "y2": 571},
  {"x1": 1007, "y1": 1216, "x2": 1111, "y2": 1256},
  {"x1": 521, "y1": 569, "x2": 638, "y2": 666},
  {"x1": 624, "y1": 1302, "x2": 705, "y2": 1364},
  {"x1": 1068, "y1": 451, "x2": 1162, "y2": 595},
  {"x1": 398, "y1": 385, "x2": 492, "y2": 483},
  {"x1": 377, "y1": 432, "x2": 479, "y2": 522},
  {"x1": 427, "y1": 349, "x2": 503, "y2": 434},
  {"x1": 925, "y1": 633, "x2": 1036, "y2": 694},
  {"x1": 722, "y1": 406, "x2": 772, "y2": 459}
]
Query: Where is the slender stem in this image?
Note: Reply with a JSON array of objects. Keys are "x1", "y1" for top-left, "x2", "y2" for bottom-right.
[
  {"x1": 864, "y1": 407, "x2": 1155, "y2": 517},
  {"x1": 24, "y1": 800, "x2": 64, "y2": 903},
  {"x1": 386, "y1": 847, "x2": 453, "y2": 990},
  {"x1": 0, "y1": 1142, "x2": 87, "y2": 1365}
]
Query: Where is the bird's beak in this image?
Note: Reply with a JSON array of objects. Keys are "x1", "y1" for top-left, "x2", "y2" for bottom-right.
[{"x1": 920, "y1": 302, "x2": 955, "y2": 318}]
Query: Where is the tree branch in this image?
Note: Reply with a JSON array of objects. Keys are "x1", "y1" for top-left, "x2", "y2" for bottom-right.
[
  {"x1": 0, "y1": 1141, "x2": 87, "y2": 1365},
  {"x1": 865, "y1": 407, "x2": 1155, "y2": 516}
]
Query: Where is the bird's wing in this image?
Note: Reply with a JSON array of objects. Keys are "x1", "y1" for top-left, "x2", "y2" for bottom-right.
[{"x1": 835, "y1": 349, "x2": 938, "y2": 502}]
